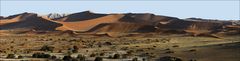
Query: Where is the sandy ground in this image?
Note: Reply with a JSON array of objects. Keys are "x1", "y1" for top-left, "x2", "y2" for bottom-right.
[{"x1": 0, "y1": 34, "x2": 239, "y2": 61}]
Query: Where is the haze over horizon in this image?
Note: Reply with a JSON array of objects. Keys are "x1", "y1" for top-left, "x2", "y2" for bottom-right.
[{"x1": 0, "y1": 1, "x2": 239, "y2": 20}]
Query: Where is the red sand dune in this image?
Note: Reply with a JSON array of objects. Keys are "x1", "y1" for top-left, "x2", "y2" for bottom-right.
[
  {"x1": 0, "y1": 13, "x2": 62, "y2": 31},
  {"x1": 56, "y1": 14, "x2": 124, "y2": 31},
  {"x1": 1, "y1": 11, "x2": 239, "y2": 37},
  {"x1": 54, "y1": 11, "x2": 107, "y2": 22}
]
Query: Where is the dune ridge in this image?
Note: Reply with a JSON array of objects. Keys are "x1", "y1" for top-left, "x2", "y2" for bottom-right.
[{"x1": 0, "y1": 11, "x2": 239, "y2": 37}]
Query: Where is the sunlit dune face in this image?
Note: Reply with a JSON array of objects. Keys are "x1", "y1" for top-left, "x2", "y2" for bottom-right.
[{"x1": 56, "y1": 14, "x2": 125, "y2": 31}]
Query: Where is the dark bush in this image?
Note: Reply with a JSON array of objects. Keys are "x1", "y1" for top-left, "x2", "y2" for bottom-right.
[
  {"x1": 165, "y1": 51, "x2": 174, "y2": 54},
  {"x1": 62, "y1": 55, "x2": 72, "y2": 61},
  {"x1": 132, "y1": 58, "x2": 138, "y2": 61},
  {"x1": 122, "y1": 54, "x2": 128, "y2": 58},
  {"x1": 6, "y1": 54, "x2": 15, "y2": 58},
  {"x1": 108, "y1": 55, "x2": 113, "y2": 59},
  {"x1": 72, "y1": 58, "x2": 79, "y2": 61},
  {"x1": 32, "y1": 53, "x2": 51, "y2": 58},
  {"x1": 90, "y1": 53, "x2": 96, "y2": 57},
  {"x1": 113, "y1": 54, "x2": 121, "y2": 59},
  {"x1": 189, "y1": 49, "x2": 197, "y2": 52},
  {"x1": 104, "y1": 42, "x2": 112, "y2": 45},
  {"x1": 142, "y1": 58, "x2": 146, "y2": 61},
  {"x1": 72, "y1": 45, "x2": 79, "y2": 53},
  {"x1": 77, "y1": 54, "x2": 86, "y2": 61},
  {"x1": 172, "y1": 45, "x2": 179, "y2": 48},
  {"x1": 18, "y1": 55, "x2": 23, "y2": 59},
  {"x1": 157, "y1": 56, "x2": 182, "y2": 61},
  {"x1": 99, "y1": 53, "x2": 105, "y2": 56},
  {"x1": 51, "y1": 55, "x2": 57, "y2": 59},
  {"x1": 94, "y1": 57, "x2": 103, "y2": 61},
  {"x1": 55, "y1": 58, "x2": 64, "y2": 61},
  {"x1": 40, "y1": 45, "x2": 54, "y2": 52}
]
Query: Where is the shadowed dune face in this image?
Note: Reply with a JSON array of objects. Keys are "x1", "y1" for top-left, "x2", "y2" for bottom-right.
[
  {"x1": 119, "y1": 13, "x2": 180, "y2": 25},
  {"x1": 0, "y1": 16, "x2": 4, "y2": 20},
  {"x1": 56, "y1": 14, "x2": 125, "y2": 31},
  {"x1": 55, "y1": 11, "x2": 107, "y2": 22},
  {"x1": 155, "y1": 20, "x2": 234, "y2": 36},
  {"x1": 87, "y1": 22, "x2": 156, "y2": 33},
  {"x1": 0, "y1": 13, "x2": 62, "y2": 31}
]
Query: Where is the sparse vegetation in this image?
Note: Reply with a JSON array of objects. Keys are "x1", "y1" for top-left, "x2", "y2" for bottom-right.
[
  {"x1": 40, "y1": 45, "x2": 54, "y2": 52},
  {"x1": 113, "y1": 54, "x2": 121, "y2": 59},
  {"x1": 72, "y1": 45, "x2": 79, "y2": 53},
  {"x1": 90, "y1": 53, "x2": 96, "y2": 57},
  {"x1": 77, "y1": 54, "x2": 86, "y2": 61},
  {"x1": 132, "y1": 57, "x2": 138, "y2": 61},
  {"x1": 94, "y1": 57, "x2": 103, "y2": 61},
  {"x1": 51, "y1": 55, "x2": 57, "y2": 59},
  {"x1": 32, "y1": 53, "x2": 51, "y2": 58},
  {"x1": 6, "y1": 54, "x2": 15, "y2": 59},
  {"x1": 0, "y1": 33, "x2": 239, "y2": 61},
  {"x1": 18, "y1": 55, "x2": 23, "y2": 59},
  {"x1": 157, "y1": 56, "x2": 182, "y2": 61},
  {"x1": 165, "y1": 51, "x2": 175, "y2": 54},
  {"x1": 62, "y1": 55, "x2": 72, "y2": 61}
]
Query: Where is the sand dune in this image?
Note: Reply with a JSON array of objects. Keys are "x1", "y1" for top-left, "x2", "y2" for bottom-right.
[
  {"x1": 0, "y1": 13, "x2": 62, "y2": 31},
  {"x1": 56, "y1": 14, "x2": 124, "y2": 31},
  {"x1": 1, "y1": 11, "x2": 239, "y2": 37},
  {"x1": 55, "y1": 11, "x2": 107, "y2": 22}
]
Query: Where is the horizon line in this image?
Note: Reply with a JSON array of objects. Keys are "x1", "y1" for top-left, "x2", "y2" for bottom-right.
[
  {"x1": 1, "y1": 0, "x2": 239, "y2": 1},
  {"x1": 1, "y1": 11, "x2": 239, "y2": 20}
]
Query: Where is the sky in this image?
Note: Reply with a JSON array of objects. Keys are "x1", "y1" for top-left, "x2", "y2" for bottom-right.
[{"x1": 0, "y1": 1, "x2": 239, "y2": 20}]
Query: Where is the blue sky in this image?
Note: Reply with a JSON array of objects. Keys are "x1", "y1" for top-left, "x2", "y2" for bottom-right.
[{"x1": 0, "y1": 1, "x2": 239, "y2": 20}]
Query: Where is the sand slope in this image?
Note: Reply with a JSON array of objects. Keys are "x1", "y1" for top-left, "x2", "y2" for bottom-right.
[
  {"x1": 55, "y1": 11, "x2": 107, "y2": 22},
  {"x1": 1, "y1": 11, "x2": 239, "y2": 37},
  {"x1": 0, "y1": 13, "x2": 62, "y2": 31},
  {"x1": 56, "y1": 14, "x2": 125, "y2": 31}
]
